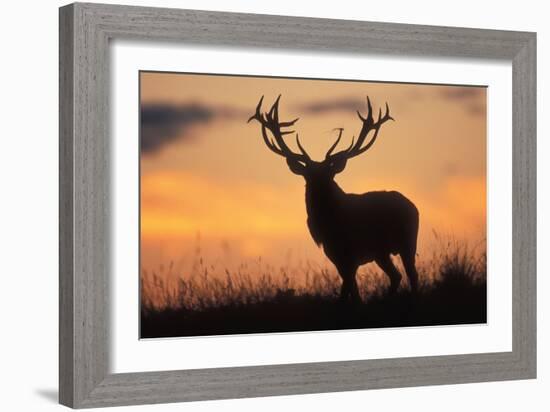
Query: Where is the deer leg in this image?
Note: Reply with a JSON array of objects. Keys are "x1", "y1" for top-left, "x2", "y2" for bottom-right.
[
  {"x1": 348, "y1": 271, "x2": 361, "y2": 304},
  {"x1": 339, "y1": 278, "x2": 350, "y2": 302},
  {"x1": 400, "y1": 252, "x2": 419, "y2": 293},
  {"x1": 375, "y1": 255, "x2": 402, "y2": 295},
  {"x1": 337, "y1": 265, "x2": 361, "y2": 304}
]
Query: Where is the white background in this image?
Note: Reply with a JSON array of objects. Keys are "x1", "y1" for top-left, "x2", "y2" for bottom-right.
[
  {"x1": 112, "y1": 43, "x2": 512, "y2": 373},
  {"x1": 0, "y1": 0, "x2": 547, "y2": 411}
]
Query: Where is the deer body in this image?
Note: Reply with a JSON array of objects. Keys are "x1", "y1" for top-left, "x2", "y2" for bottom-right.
[
  {"x1": 249, "y1": 95, "x2": 419, "y2": 303},
  {"x1": 306, "y1": 184, "x2": 418, "y2": 264}
]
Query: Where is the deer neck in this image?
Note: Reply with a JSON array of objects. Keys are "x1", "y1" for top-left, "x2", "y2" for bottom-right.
[
  {"x1": 305, "y1": 179, "x2": 345, "y2": 218},
  {"x1": 304, "y1": 179, "x2": 345, "y2": 246}
]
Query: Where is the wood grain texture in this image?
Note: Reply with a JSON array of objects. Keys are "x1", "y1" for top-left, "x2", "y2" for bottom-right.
[
  {"x1": 512, "y1": 34, "x2": 537, "y2": 374},
  {"x1": 59, "y1": 4, "x2": 74, "y2": 406},
  {"x1": 59, "y1": 2, "x2": 537, "y2": 408}
]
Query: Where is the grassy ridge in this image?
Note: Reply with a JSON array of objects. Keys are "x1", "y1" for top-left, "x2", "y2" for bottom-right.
[{"x1": 140, "y1": 239, "x2": 486, "y2": 338}]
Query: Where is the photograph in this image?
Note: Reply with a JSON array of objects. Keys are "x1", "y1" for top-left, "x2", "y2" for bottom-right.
[{"x1": 139, "y1": 71, "x2": 487, "y2": 339}]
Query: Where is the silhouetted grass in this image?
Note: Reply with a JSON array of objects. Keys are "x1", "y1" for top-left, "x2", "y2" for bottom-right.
[{"x1": 140, "y1": 237, "x2": 486, "y2": 338}]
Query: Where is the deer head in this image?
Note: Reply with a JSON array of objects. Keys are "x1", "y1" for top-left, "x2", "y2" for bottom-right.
[{"x1": 247, "y1": 95, "x2": 394, "y2": 184}]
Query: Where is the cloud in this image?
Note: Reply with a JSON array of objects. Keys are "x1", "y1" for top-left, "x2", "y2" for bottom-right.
[
  {"x1": 466, "y1": 103, "x2": 486, "y2": 117},
  {"x1": 440, "y1": 87, "x2": 485, "y2": 100},
  {"x1": 439, "y1": 87, "x2": 486, "y2": 116},
  {"x1": 141, "y1": 103, "x2": 243, "y2": 154},
  {"x1": 295, "y1": 97, "x2": 365, "y2": 114}
]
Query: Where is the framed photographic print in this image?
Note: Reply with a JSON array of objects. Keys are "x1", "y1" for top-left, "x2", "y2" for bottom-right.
[
  {"x1": 59, "y1": 2, "x2": 536, "y2": 408},
  {"x1": 138, "y1": 72, "x2": 489, "y2": 339}
]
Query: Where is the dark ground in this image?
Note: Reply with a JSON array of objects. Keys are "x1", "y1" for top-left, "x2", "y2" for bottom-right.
[{"x1": 140, "y1": 278, "x2": 486, "y2": 338}]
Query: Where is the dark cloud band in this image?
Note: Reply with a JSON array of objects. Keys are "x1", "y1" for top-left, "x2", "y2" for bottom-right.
[
  {"x1": 140, "y1": 103, "x2": 244, "y2": 154},
  {"x1": 295, "y1": 97, "x2": 365, "y2": 114}
]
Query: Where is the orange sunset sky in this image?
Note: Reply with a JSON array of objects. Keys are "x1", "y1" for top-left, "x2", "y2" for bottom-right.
[{"x1": 140, "y1": 71, "x2": 486, "y2": 277}]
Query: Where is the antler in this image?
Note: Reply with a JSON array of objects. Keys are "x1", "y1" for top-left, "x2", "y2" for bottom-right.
[
  {"x1": 325, "y1": 96, "x2": 394, "y2": 162},
  {"x1": 248, "y1": 95, "x2": 311, "y2": 164}
]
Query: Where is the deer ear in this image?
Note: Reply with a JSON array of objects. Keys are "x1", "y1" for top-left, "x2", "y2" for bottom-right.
[
  {"x1": 330, "y1": 158, "x2": 347, "y2": 174},
  {"x1": 286, "y1": 158, "x2": 307, "y2": 175}
]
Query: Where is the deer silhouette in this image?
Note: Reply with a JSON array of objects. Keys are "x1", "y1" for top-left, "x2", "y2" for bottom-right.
[{"x1": 248, "y1": 95, "x2": 419, "y2": 304}]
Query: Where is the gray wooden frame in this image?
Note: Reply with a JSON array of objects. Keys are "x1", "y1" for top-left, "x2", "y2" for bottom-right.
[{"x1": 59, "y1": 2, "x2": 536, "y2": 408}]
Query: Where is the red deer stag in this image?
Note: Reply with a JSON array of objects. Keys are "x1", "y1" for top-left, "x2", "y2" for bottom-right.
[{"x1": 248, "y1": 95, "x2": 419, "y2": 303}]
